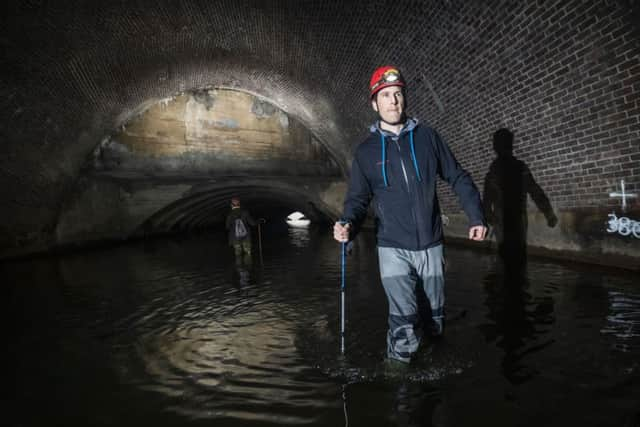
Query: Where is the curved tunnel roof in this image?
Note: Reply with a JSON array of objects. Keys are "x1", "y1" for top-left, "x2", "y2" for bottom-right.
[{"x1": 1, "y1": 0, "x2": 639, "y2": 260}]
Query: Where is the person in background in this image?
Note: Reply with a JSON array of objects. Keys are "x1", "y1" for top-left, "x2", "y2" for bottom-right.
[
  {"x1": 333, "y1": 66, "x2": 487, "y2": 365},
  {"x1": 226, "y1": 197, "x2": 257, "y2": 264}
]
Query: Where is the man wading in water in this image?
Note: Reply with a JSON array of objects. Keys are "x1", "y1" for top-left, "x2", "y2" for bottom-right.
[
  {"x1": 226, "y1": 197, "x2": 257, "y2": 265},
  {"x1": 333, "y1": 66, "x2": 487, "y2": 366}
]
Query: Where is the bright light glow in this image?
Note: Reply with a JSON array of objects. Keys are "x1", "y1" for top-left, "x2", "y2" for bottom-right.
[{"x1": 286, "y1": 211, "x2": 306, "y2": 221}]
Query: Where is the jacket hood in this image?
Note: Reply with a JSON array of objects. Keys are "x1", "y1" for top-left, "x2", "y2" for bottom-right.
[{"x1": 370, "y1": 117, "x2": 419, "y2": 137}]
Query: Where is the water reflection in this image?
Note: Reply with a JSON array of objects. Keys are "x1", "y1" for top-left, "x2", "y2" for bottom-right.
[
  {"x1": 5, "y1": 231, "x2": 640, "y2": 427},
  {"x1": 288, "y1": 226, "x2": 310, "y2": 248},
  {"x1": 233, "y1": 247, "x2": 253, "y2": 290},
  {"x1": 602, "y1": 290, "x2": 640, "y2": 352},
  {"x1": 235, "y1": 262, "x2": 251, "y2": 288},
  {"x1": 389, "y1": 383, "x2": 442, "y2": 427},
  {"x1": 340, "y1": 382, "x2": 442, "y2": 427},
  {"x1": 134, "y1": 303, "x2": 322, "y2": 423},
  {"x1": 480, "y1": 259, "x2": 555, "y2": 384},
  {"x1": 124, "y1": 259, "x2": 337, "y2": 422}
]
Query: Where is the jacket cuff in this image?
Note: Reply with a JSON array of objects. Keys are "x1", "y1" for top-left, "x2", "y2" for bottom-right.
[{"x1": 469, "y1": 219, "x2": 486, "y2": 227}]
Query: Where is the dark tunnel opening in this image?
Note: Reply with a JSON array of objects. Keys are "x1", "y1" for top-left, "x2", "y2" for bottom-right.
[{"x1": 135, "y1": 184, "x2": 336, "y2": 238}]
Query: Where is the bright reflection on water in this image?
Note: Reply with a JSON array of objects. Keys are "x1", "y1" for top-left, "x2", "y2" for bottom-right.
[
  {"x1": 6, "y1": 228, "x2": 640, "y2": 426},
  {"x1": 601, "y1": 291, "x2": 640, "y2": 352},
  {"x1": 288, "y1": 226, "x2": 310, "y2": 248}
]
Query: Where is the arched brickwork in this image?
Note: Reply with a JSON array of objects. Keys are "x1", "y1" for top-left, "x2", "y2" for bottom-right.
[{"x1": 1, "y1": 0, "x2": 638, "y2": 265}]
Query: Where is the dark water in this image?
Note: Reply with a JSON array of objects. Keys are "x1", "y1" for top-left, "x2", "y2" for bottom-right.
[{"x1": 5, "y1": 227, "x2": 640, "y2": 426}]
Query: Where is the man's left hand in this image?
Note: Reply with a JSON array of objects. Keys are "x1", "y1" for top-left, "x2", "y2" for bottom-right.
[{"x1": 468, "y1": 225, "x2": 488, "y2": 241}]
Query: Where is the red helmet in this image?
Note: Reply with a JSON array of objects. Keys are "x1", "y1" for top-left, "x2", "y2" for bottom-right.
[{"x1": 369, "y1": 66, "x2": 405, "y2": 98}]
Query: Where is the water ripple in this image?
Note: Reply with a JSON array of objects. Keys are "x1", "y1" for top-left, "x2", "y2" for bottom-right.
[{"x1": 601, "y1": 290, "x2": 640, "y2": 351}]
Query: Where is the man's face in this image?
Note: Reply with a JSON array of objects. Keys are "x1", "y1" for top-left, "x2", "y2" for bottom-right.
[{"x1": 372, "y1": 86, "x2": 405, "y2": 125}]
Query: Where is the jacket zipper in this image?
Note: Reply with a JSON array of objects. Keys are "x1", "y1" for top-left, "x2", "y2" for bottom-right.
[
  {"x1": 395, "y1": 134, "x2": 420, "y2": 248},
  {"x1": 393, "y1": 138, "x2": 410, "y2": 192}
]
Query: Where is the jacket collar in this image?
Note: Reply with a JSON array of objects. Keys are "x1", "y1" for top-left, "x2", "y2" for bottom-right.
[{"x1": 370, "y1": 117, "x2": 419, "y2": 138}]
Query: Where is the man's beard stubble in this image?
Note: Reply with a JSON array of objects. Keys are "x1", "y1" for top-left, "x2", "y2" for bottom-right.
[{"x1": 379, "y1": 112, "x2": 407, "y2": 126}]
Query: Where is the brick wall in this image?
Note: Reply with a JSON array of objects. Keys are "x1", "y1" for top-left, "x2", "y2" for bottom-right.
[
  {"x1": 1, "y1": 0, "x2": 639, "y2": 257},
  {"x1": 398, "y1": 0, "x2": 640, "y2": 214}
]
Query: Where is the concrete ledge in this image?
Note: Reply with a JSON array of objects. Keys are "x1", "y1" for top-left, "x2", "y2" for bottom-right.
[
  {"x1": 444, "y1": 209, "x2": 640, "y2": 272},
  {"x1": 444, "y1": 235, "x2": 640, "y2": 273}
]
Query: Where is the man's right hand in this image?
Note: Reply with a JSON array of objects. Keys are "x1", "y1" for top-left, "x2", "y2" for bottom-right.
[{"x1": 333, "y1": 222, "x2": 350, "y2": 243}]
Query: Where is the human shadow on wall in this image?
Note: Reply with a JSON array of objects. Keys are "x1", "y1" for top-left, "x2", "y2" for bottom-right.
[{"x1": 483, "y1": 128, "x2": 558, "y2": 271}]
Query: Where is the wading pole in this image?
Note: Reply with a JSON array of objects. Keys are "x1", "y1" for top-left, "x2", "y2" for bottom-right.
[
  {"x1": 340, "y1": 239, "x2": 346, "y2": 355},
  {"x1": 338, "y1": 219, "x2": 351, "y2": 355}
]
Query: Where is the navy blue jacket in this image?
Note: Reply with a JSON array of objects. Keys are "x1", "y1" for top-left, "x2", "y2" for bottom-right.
[{"x1": 342, "y1": 119, "x2": 485, "y2": 250}]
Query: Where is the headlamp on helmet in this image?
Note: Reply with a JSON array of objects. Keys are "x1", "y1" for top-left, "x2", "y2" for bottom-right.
[{"x1": 369, "y1": 66, "x2": 405, "y2": 98}]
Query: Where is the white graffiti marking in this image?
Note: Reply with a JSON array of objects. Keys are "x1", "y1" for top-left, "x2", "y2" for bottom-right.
[
  {"x1": 607, "y1": 213, "x2": 640, "y2": 239},
  {"x1": 609, "y1": 179, "x2": 637, "y2": 212}
]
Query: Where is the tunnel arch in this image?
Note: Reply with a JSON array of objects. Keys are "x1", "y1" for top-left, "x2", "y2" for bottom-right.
[
  {"x1": 2, "y1": 0, "x2": 639, "y2": 267},
  {"x1": 135, "y1": 181, "x2": 338, "y2": 236},
  {"x1": 106, "y1": 59, "x2": 353, "y2": 175},
  {"x1": 54, "y1": 87, "x2": 346, "y2": 247},
  {"x1": 92, "y1": 87, "x2": 343, "y2": 177}
]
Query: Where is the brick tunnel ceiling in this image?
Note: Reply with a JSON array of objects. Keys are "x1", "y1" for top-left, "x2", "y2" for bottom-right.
[
  {"x1": 1, "y1": 0, "x2": 639, "y2": 251},
  {"x1": 91, "y1": 88, "x2": 342, "y2": 231}
]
